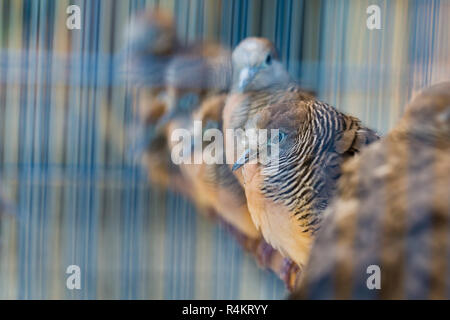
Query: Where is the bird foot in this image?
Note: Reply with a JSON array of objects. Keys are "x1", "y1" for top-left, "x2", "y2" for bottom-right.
[{"x1": 280, "y1": 258, "x2": 300, "y2": 292}]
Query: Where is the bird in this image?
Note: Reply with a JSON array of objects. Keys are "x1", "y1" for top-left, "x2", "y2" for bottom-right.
[
  {"x1": 161, "y1": 42, "x2": 231, "y2": 127},
  {"x1": 165, "y1": 93, "x2": 260, "y2": 238},
  {"x1": 124, "y1": 22, "x2": 312, "y2": 289},
  {"x1": 165, "y1": 93, "x2": 303, "y2": 288},
  {"x1": 120, "y1": 9, "x2": 178, "y2": 169},
  {"x1": 122, "y1": 9, "x2": 232, "y2": 128},
  {"x1": 223, "y1": 37, "x2": 314, "y2": 186},
  {"x1": 122, "y1": 9, "x2": 177, "y2": 124},
  {"x1": 140, "y1": 130, "x2": 193, "y2": 196},
  {"x1": 120, "y1": 8, "x2": 231, "y2": 140},
  {"x1": 221, "y1": 37, "x2": 320, "y2": 285},
  {"x1": 226, "y1": 38, "x2": 379, "y2": 279},
  {"x1": 122, "y1": 9, "x2": 232, "y2": 188},
  {"x1": 291, "y1": 81, "x2": 450, "y2": 299}
]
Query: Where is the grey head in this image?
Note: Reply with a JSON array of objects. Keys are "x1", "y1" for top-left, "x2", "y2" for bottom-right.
[
  {"x1": 231, "y1": 37, "x2": 291, "y2": 93},
  {"x1": 125, "y1": 9, "x2": 177, "y2": 56}
]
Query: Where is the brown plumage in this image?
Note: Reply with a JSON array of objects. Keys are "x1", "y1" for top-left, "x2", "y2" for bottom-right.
[
  {"x1": 155, "y1": 41, "x2": 231, "y2": 136},
  {"x1": 167, "y1": 94, "x2": 302, "y2": 287},
  {"x1": 291, "y1": 81, "x2": 450, "y2": 299},
  {"x1": 124, "y1": 11, "x2": 232, "y2": 218},
  {"x1": 123, "y1": 9, "x2": 176, "y2": 124},
  {"x1": 165, "y1": 94, "x2": 258, "y2": 238},
  {"x1": 224, "y1": 38, "x2": 378, "y2": 284},
  {"x1": 127, "y1": 28, "x2": 340, "y2": 290},
  {"x1": 123, "y1": 9, "x2": 232, "y2": 126},
  {"x1": 141, "y1": 131, "x2": 192, "y2": 197},
  {"x1": 221, "y1": 38, "x2": 316, "y2": 288},
  {"x1": 233, "y1": 93, "x2": 379, "y2": 270},
  {"x1": 223, "y1": 38, "x2": 313, "y2": 186},
  {"x1": 124, "y1": 9, "x2": 231, "y2": 191}
]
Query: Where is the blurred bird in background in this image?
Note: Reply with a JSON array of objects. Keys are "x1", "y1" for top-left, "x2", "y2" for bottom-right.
[
  {"x1": 160, "y1": 41, "x2": 231, "y2": 129},
  {"x1": 122, "y1": 8, "x2": 232, "y2": 176},
  {"x1": 123, "y1": 9, "x2": 177, "y2": 124},
  {"x1": 123, "y1": 8, "x2": 232, "y2": 126},
  {"x1": 167, "y1": 94, "x2": 259, "y2": 236},
  {"x1": 140, "y1": 131, "x2": 192, "y2": 196},
  {"x1": 122, "y1": 9, "x2": 230, "y2": 190},
  {"x1": 291, "y1": 82, "x2": 450, "y2": 299},
  {"x1": 227, "y1": 37, "x2": 379, "y2": 287}
]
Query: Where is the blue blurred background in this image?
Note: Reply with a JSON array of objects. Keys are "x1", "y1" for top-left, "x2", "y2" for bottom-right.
[{"x1": 0, "y1": 0, "x2": 448, "y2": 299}]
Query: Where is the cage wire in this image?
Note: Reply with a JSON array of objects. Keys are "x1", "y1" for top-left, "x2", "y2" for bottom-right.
[{"x1": 0, "y1": 0, "x2": 448, "y2": 299}]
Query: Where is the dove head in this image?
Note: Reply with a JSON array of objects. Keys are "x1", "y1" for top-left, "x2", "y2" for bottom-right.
[
  {"x1": 232, "y1": 100, "x2": 308, "y2": 172},
  {"x1": 399, "y1": 81, "x2": 450, "y2": 143},
  {"x1": 232, "y1": 37, "x2": 291, "y2": 93},
  {"x1": 126, "y1": 9, "x2": 176, "y2": 55}
]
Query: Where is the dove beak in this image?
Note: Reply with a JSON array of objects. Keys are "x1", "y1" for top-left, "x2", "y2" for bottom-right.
[
  {"x1": 232, "y1": 148, "x2": 258, "y2": 172},
  {"x1": 238, "y1": 67, "x2": 258, "y2": 91}
]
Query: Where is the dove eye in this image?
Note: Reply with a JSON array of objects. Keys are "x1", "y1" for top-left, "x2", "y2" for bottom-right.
[
  {"x1": 271, "y1": 130, "x2": 286, "y2": 144},
  {"x1": 265, "y1": 54, "x2": 272, "y2": 65}
]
